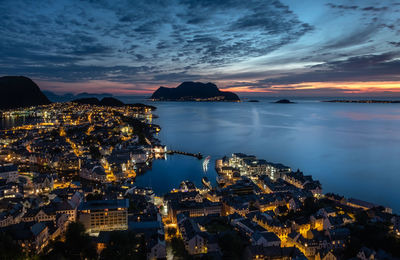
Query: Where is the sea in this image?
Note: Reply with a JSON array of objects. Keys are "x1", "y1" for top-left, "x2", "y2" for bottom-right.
[{"x1": 2, "y1": 97, "x2": 400, "y2": 212}]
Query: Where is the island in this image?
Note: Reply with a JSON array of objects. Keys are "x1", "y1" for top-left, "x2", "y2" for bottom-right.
[
  {"x1": 0, "y1": 76, "x2": 51, "y2": 109},
  {"x1": 248, "y1": 99, "x2": 260, "y2": 102},
  {"x1": 150, "y1": 81, "x2": 240, "y2": 102},
  {"x1": 274, "y1": 99, "x2": 295, "y2": 104}
]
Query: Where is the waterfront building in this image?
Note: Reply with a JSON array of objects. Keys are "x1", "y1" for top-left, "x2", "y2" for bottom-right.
[
  {"x1": 78, "y1": 199, "x2": 128, "y2": 233},
  {"x1": 167, "y1": 199, "x2": 221, "y2": 223}
]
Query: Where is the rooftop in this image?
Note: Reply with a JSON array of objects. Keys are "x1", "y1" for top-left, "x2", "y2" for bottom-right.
[{"x1": 78, "y1": 199, "x2": 128, "y2": 211}]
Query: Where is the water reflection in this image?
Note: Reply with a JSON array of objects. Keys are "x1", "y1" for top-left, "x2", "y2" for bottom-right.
[{"x1": 135, "y1": 100, "x2": 400, "y2": 212}]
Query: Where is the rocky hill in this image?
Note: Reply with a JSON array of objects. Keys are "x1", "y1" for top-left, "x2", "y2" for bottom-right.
[
  {"x1": 0, "y1": 76, "x2": 51, "y2": 109},
  {"x1": 151, "y1": 82, "x2": 240, "y2": 101}
]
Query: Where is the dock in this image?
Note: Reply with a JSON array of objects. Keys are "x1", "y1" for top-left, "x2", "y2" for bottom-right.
[{"x1": 166, "y1": 150, "x2": 203, "y2": 160}]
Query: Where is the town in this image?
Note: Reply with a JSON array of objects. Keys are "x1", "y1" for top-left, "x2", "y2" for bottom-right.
[{"x1": 1, "y1": 104, "x2": 400, "y2": 259}]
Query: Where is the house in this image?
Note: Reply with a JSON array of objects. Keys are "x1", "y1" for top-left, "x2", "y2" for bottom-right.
[
  {"x1": 0, "y1": 221, "x2": 50, "y2": 253},
  {"x1": 0, "y1": 203, "x2": 25, "y2": 227},
  {"x1": 286, "y1": 230, "x2": 330, "y2": 258},
  {"x1": 168, "y1": 199, "x2": 221, "y2": 223},
  {"x1": 248, "y1": 245, "x2": 306, "y2": 260},
  {"x1": 22, "y1": 208, "x2": 55, "y2": 223},
  {"x1": 315, "y1": 250, "x2": 338, "y2": 260},
  {"x1": 251, "y1": 231, "x2": 281, "y2": 247},
  {"x1": 80, "y1": 164, "x2": 107, "y2": 183},
  {"x1": 0, "y1": 181, "x2": 23, "y2": 199},
  {"x1": 292, "y1": 216, "x2": 311, "y2": 237},
  {"x1": 32, "y1": 174, "x2": 54, "y2": 193},
  {"x1": 130, "y1": 148, "x2": 148, "y2": 164},
  {"x1": 147, "y1": 238, "x2": 167, "y2": 260},
  {"x1": 317, "y1": 207, "x2": 337, "y2": 218},
  {"x1": 47, "y1": 200, "x2": 78, "y2": 221},
  {"x1": 176, "y1": 214, "x2": 220, "y2": 255},
  {"x1": 252, "y1": 212, "x2": 291, "y2": 241},
  {"x1": 178, "y1": 216, "x2": 208, "y2": 255},
  {"x1": 281, "y1": 170, "x2": 322, "y2": 196},
  {"x1": 357, "y1": 247, "x2": 377, "y2": 260},
  {"x1": 0, "y1": 164, "x2": 18, "y2": 179},
  {"x1": 288, "y1": 198, "x2": 303, "y2": 211},
  {"x1": 325, "y1": 228, "x2": 350, "y2": 249},
  {"x1": 323, "y1": 216, "x2": 345, "y2": 230}
]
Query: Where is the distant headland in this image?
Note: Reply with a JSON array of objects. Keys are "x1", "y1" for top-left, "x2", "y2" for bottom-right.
[
  {"x1": 72, "y1": 97, "x2": 125, "y2": 106},
  {"x1": 150, "y1": 81, "x2": 240, "y2": 102},
  {"x1": 323, "y1": 100, "x2": 400, "y2": 103},
  {"x1": 72, "y1": 97, "x2": 156, "y2": 110}
]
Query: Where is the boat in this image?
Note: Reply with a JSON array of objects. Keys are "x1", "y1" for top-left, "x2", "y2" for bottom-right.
[
  {"x1": 203, "y1": 155, "x2": 210, "y2": 172},
  {"x1": 202, "y1": 176, "x2": 212, "y2": 189},
  {"x1": 180, "y1": 180, "x2": 196, "y2": 191}
]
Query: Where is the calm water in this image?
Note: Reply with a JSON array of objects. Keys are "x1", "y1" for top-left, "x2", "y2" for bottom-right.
[
  {"x1": 0, "y1": 116, "x2": 39, "y2": 130},
  {"x1": 133, "y1": 99, "x2": 400, "y2": 213}
]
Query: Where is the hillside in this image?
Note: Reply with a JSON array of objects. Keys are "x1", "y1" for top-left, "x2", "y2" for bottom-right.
[
  {"x1": 0, "y1": 76, "x2": 51, "y2": 109},
  {"x1": 72, "y1": 97, "x2": 124, "y2": 106}
]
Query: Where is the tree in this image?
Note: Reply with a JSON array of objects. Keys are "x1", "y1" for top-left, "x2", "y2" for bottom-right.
[
  {"x1": 100, "y1": 231, "x2": 146, "y2": 260},
  {"x1": 166, "y1": 227, "x2": 177, "y2": 237},
  {"x1": 218, "y1": 231, "x2": 247, "y2": 260},
  {"x1": 89, "y1": 145, "x2": 101, "y2": 160},
  {"x1": 41, "y1": 222, "x2": 97, "y2": 260},
  {"x1": 0, "y1": 232, "x2": 25, "y2": 260},
  {"x1": 170, "y1": 237, "x2": 190, "y2": 258}
]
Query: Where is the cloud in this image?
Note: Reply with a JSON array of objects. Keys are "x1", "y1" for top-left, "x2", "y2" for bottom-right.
[
  {"x1": 0, "y1": 0, "x2": 399, "y2": 95},
  {"x1": 245, "y1": 52, "x2": 400, "y2": 86},
  {"x1": 362, "y1": 6, "x2": 388, "y2": 11},
  {"x1": 326, "y1": 4, "x2": 358, "y2": 10},
  {"x1": 0, "y1": 0, "x2": 312, "y2": 84},
  {"x1": 389, "y1": 41, "x2": 400, "y2": 47},
  {"x1": 326, "y1": 3, "x2": 388, "y2": 12}
]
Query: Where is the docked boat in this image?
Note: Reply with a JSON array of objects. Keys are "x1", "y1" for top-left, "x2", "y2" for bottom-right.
[
  {"x1": 180, "y1": 180, "x2": 196, "y2": 191},
  {"x1": 202, "y1": 176, "x2": 212, "y2": 189}
]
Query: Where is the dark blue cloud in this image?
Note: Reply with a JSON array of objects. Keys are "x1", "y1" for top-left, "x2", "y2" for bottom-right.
[
  {"x1": 0, "y1": 0, "x2": 312, "y2": 84},
  {"x1": 0, "y1": 0, "x2": 399, "y2": 92}
]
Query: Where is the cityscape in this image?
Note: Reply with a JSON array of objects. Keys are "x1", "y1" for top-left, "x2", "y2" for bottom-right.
[
  {"x1": 1, "y1": 0, "x2": 400, "y2": 260},
  {"x1": 1, "y1": 99, "x2": 399, "y2": 259}
]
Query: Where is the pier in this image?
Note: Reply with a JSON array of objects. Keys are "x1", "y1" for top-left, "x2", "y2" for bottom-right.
[{"x1": 166, "y1": 150, "x2": 203, "y2": 159}]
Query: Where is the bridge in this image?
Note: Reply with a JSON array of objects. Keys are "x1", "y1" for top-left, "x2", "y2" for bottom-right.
[{"x1": 166, "y1": 150, "x2": 203, "y2": 160}]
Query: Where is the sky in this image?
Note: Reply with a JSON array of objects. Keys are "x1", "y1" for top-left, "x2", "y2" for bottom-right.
[{"x1": 0, "y1": 0, "x2": 399, "y2": 96}]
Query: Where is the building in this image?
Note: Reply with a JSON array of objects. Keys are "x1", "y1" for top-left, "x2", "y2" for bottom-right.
[
  {"x1": 0, "y1": 222, "x2": 49, "y2": 253},
  {"x1": 167, "y1": 199, "x2": 221, "y2": 223},
  {"x1": 80, "y1": 164, "x2": 108, "y2": 183},
  {"x1": 177, "y1": 215, "x2": 209, "y2": 255},
  {"x1": 78, "y1": 199, "x2": 128, "y2": 233}
]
